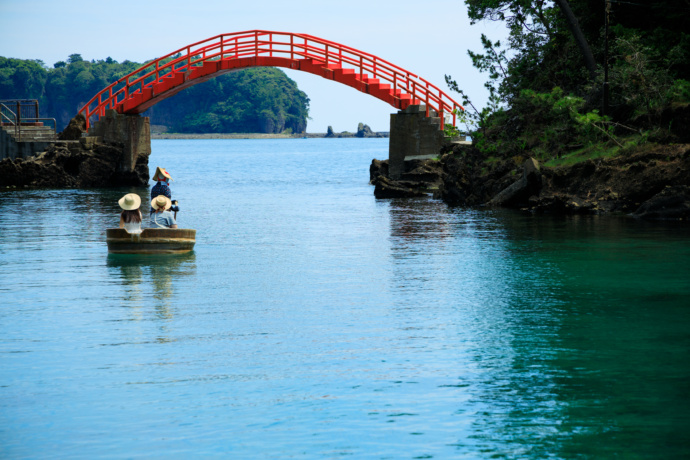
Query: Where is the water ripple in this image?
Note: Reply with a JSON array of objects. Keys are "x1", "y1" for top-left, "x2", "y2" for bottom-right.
[{"x1": 1, "y1": 139, "x2": 689, "y2": 459}]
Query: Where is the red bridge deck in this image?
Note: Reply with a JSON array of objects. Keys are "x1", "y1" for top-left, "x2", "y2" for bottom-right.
[{"x1": 79, "y1": 30, "x2": 463, "y2": 130}]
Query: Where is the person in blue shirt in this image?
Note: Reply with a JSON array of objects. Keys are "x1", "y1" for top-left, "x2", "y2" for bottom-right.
[
  {"x1": 150, "y1": 195, "x2": 178, "y2": 229},
  {"x1": 150, "y1": 166, "x2": 172, "y2": 214}
]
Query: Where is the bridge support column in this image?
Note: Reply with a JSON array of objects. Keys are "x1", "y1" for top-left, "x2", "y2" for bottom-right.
[
  {"x1": 388, "y1": 105, "x2": 446, "y2": 179},
  {"x1": 88, "y1": 109, "x2": 151, "y2": 173}
]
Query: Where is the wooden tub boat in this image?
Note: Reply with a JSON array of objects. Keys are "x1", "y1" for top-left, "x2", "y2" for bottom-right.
[{"x1": 106, "y1": 228, "x2": 196, "y2": 254}]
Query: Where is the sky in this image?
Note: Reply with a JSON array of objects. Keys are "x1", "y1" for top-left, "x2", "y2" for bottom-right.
[{"x1": 0, "y1": 0, "x2": 505, "y2": 133}]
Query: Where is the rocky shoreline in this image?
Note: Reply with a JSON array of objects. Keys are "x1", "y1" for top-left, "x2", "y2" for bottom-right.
[
  {"x1": 3, "y1": 117, "x2": 688, "y2": 221},
  {"x1": 0, "y1": 116, "x2": 149, "y2": 188},
  {"x1": 370, "y1": 142, "x2": 690, "y2": 221},
  {"x1": 0, "y1": 141, "x2": 148, "y2": 188}
]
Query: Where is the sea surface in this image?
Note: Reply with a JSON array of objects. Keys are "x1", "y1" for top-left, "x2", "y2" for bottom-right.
[{"x1": 1, "y1": 138, "x2": 689, "y2": 459}]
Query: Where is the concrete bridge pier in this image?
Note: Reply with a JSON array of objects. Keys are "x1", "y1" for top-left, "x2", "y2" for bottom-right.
[
  {"x1": 88, "y1": 109, "x2": 151, "y2": 173},
  {"x1": 388, "y1": 105, "x2": 446, "y2": 179}
]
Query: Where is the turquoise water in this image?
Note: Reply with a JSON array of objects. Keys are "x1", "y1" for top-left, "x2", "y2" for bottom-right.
[{"x1": 1, "y1": 138, "x2": 689, "y2": 459}]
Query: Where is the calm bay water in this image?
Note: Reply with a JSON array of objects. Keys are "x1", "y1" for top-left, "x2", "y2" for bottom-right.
[{"x1": 1, "y1": 138, "x2": 689, "y2": 459}]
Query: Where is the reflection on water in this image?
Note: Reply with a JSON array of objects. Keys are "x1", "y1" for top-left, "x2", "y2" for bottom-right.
[
  {"x1": 383, "y1": 201, "x2": 690, "y2": 458},
  {"x1": 1, "y1": 139, "x2": 689, "y2": 459},
  {"x1": 106, "y1": 252, "x2": 197, "y2": 322}
]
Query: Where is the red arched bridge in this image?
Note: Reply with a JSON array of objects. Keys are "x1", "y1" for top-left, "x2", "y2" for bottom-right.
[{"x1": 79, "y1": 30, "x2": 463, "y2": 130}]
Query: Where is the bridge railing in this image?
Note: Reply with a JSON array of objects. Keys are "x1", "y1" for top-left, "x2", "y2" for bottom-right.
[{"x1": 80, "y1": 30, "x2": 463, "y2": 130}]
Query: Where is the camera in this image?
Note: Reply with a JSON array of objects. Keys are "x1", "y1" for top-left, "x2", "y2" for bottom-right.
[{"x1": 170, "y1": 200, "x2": 180, "y2": 213}]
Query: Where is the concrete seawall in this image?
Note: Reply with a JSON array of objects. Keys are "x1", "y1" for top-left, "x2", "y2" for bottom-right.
[{"x1": 1, "y1": 127, "x2": 52, "y2": 161}]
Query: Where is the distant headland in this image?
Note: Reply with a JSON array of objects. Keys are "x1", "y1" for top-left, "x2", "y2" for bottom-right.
[{"x1": 150, "y1": 123, "x2": 388, "y2": 140}]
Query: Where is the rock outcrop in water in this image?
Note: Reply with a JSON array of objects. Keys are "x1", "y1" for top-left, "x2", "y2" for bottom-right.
[
  {"x1": 57, "y1": 113, "x2": 87, "y2": 141},
  {"x1": 434, "y1": 143, "x2": 690, "y2": 220},
  {"x1": 0, "y1": 115, "x2": 149, "y2": 188},
  {"x1": 486, "y1": 158, "x2": 543, "y2": 207},
  {"x1": 0, "y1": 141, "x2": 148, "y2": 188},
  {"x1": 369, "y1": 158, "x2": 444, "y2": 198},
  {"x1": 320, "y1": 123, "x2": 386, "y2": 139},
  {"x1": 356, "y1": 123, "x2": 385, "y2": 138},
  {"x1": 632, "y1": 185, "x2": 690, "y2": 220},
  {"x1": 370, "y1": 141, "x2": 690, "y2": 220}
]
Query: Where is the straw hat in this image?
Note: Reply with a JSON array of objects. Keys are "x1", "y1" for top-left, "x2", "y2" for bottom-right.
[
  {"x1": 152, "y1": 166, "x2": 172, "y2": 182},
  {"x1": 151, "y1": 195, "x2": 172, "y2": 211},
  {"x1": 118, "y1": 193, "x2": 141, "y2": 211}
]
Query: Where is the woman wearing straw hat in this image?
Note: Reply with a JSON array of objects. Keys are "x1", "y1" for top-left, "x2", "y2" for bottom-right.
[
  {"x1": 118, "y1": 193, "x2": 143, "y2": 234},
  {"x1": 150, "y1": 195, "x2": 178, "y2": 229},
  {"x1": 150, "y1": 166, "x2": 173, "y2": 213}
]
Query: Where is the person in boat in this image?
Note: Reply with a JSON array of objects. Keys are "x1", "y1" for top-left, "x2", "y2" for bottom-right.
[
  {"x1": 150, "y1": 195, "x2": 178, "y2": 229},
  {"x1": 170, "y1": 199, "x2": 179, "y2": 219},
  {"x1": 118, "y1": 193, "x2": 143, "y2": 234},
  {"x1": 150, "y1": 166, "x2": 173, "y2": 214}
]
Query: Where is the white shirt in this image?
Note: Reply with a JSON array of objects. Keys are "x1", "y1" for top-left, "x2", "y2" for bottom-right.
[{"x1": 124, "y1": 221, "x2": 142, "y2": 234}]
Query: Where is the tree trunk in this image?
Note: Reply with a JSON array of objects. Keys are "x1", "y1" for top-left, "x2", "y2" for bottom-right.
[{"x1": 554, "y1": 0, "x2": 598, "y2": 79}]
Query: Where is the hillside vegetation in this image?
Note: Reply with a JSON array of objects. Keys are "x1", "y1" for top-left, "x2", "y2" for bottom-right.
[
  {"x1": 0, "y1": 54, "x2": 309, "y2": 134},
  {"x1": 446, "y1": 0, "x2": 689, "y2": 163}
]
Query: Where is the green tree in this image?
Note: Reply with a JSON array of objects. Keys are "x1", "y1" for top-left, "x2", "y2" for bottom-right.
[
  {"x1": 150, "y1": 67, "x2": 309, "y2": 134},
  {"x1": 1, "y1": 55, "x2": 310, "y2": 133},
  {"x1": 446, "y1": 0, "x2": 690, "y2": 161},
  {"x1": 0, "y1": 57, "x2": 48, "y2": 107}
]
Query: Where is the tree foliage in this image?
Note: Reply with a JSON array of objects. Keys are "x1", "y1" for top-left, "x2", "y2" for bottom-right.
[
  {"x1": 0, "y1": 57, "x2": 48, "y2": 102},
  {"x1": 447, "y1": 0, "x2": 690, "y2": 159},
  {"x1": 0, "y1": 56, "x2": 309, "y2": 133},
  {"x1": 148, "y1": 67, "x2": 309, "y2": 134}
]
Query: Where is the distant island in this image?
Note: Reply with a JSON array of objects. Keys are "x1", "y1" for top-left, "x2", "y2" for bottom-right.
[{"x1": 150, "y1": 123, "x2": 388, "y2": 139}]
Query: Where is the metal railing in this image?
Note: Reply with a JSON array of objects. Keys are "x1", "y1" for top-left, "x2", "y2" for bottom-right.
[
  {"x1": 79, "y1": 30, "x2": 464, "y2": 130},
  {"x1": 0, "y1": 100, "x2": 57, "y2": 142}
]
